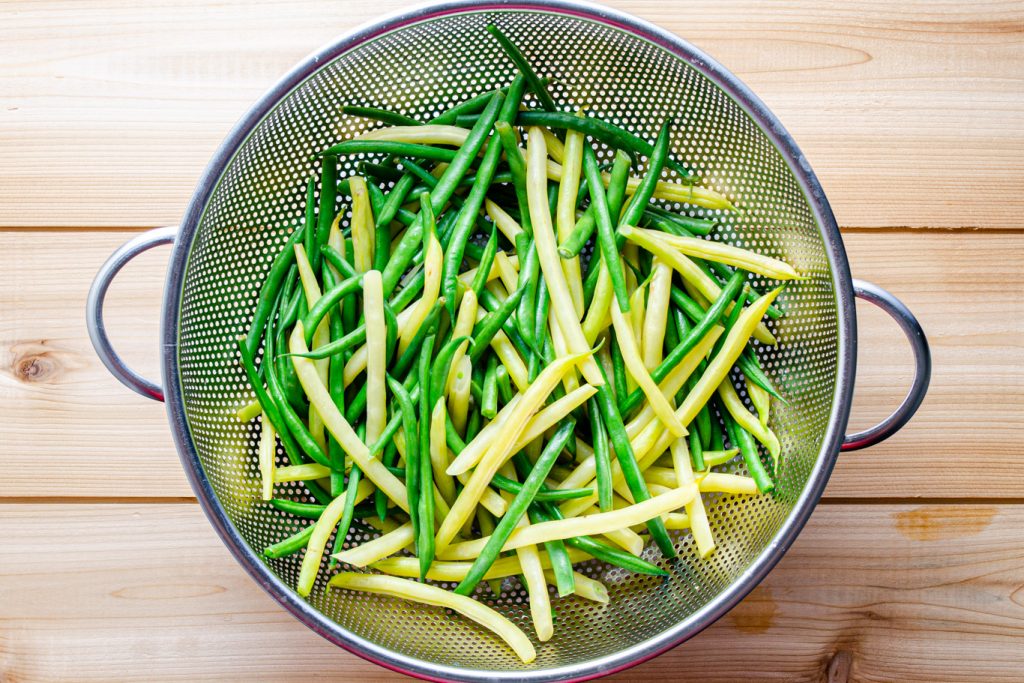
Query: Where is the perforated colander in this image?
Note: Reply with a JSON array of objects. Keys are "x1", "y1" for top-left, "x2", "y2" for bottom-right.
[{"x1": 86, "y1": 1, "x2": 931, "y2": 679}]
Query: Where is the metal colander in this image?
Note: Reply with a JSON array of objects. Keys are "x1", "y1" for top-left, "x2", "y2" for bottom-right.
[{"x1": 86, "y1": 1, "x2": 931, "y2": 680}]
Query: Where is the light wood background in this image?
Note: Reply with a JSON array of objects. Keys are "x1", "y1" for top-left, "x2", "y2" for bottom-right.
[{"x1": 2, "y1": 1, "x2": 1022, "y2": 681}]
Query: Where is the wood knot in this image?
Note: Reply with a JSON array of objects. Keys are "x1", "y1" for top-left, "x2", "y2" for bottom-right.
[
  {"x1": 826, "y1": 650, "x2": 853, "y2": 683},
  {"x1": 8, "y1": 341, "x2": 76, "y2": 385}
]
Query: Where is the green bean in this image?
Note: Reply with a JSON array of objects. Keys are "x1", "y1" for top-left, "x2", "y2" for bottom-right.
[
  {"x1": 644, "y1": 205, "x2": 714, "y2": 236},
  {"x1": 711, "y1": 285, "x2": 748, "y2": 360},
  {"x1": 558, "y1": 206, "x2": 596, "y2": 260},
  {"x1": 392, "y1": 300, "x2": 445, "y2": 379},
  {"x1": 724, "y1": 410, "x2": 773, "y2": 492},
  {"x1": 469, "y1": 284, "x2": 528, "y2": 362},
  {"x1": 533, "y1": 278, "x2": 553, "y2": 365},
  {"x1": 559, "y1": 148, "x2": 628, "y2": 261},
  {"x1": 300, "y1": 274, "x2": 363, "y2": 346},
  {"x1": 488, "y1": 474, "x2": 593, "y2": 501},
  {"x1": 606, "y1": 149, "x2": 633, "y2": 223},
  {"x1": 263, "y1": 523, "x2": 315, "y2": 559},
  {"x1": 379, "y1": 92, "x2": 506, "y2": 297},
  {"x1": 429, "y1": 83, "x2": 517, "y2": 125},
  {"x1": 582, "y1": 143, "x2": 630, "y2": 311},
  {"x1": 465, "y1": 401, "x2": 482, "y2": 441},
  {"x1": 526, "y1": 110, "x2": 694, "y2": 180},
  {"x1": 619, "y1": 119, "x2": 674, "y2": 238},
  {"x1": 709, "y1": 399, "x2": 725, "y2": 452},
  {"x1": 470, "y1": 227, "x2": 499, "y2": 301},
  {"x1": 329, "y1": 464, "x2": 362, "y2": 568},
  {"x1": 302, "y1": 177, "x2": 318, "y2": 274},
  {"x1": 696, "y1": 399, "x2": 713, "y2": 450},
  {"x1": 342, "y1": 105, "x2": 420, "y2": 127},
  {"x1": 286, "y1": 322, "x2": 363, "y2": 362},
  {"x1": 531, "y1": 501, "x2": 668, "y2": 576},
  {"x1": 237, "y1": 337, "x2": 312, "y2": 480},
  {"x1": 274, "y1": 286, "x2": 310, "y2": 415},
  {"x1": 688, "y1": 427, "x2": 705, "y2": 471},
  {"x1": 375, "y1": 174, "x2": 417, "y2": 269},
  {"x1": 320, "y1": 140, "x2": 459, "y2": 163},
  {"x1": 609, "y1": 334, "x2": 628, "y2": 409},
  {"x1": 263, "y1": 303, "x2": 332, "y2": 469},
  {"x1": 315, "y1": 156, "x2": 339, "y2": 272},
  {"x1": 737, "y1": 348, "x2": 785, "y2": 401},
  {"x1": 383, "y1": 162, "x2": 493, "y2": 253},
  {"x1": 712, "y1": 266, "x2": 783, "y2": 321},
  {"x1": 363, "y1": 181, "x2": 388, "y2": 217},
  {"x1": 391, "y1": 267, "x2": 426, "y2": 312},
  {"x1": 444, "y1": 413, "x2": 468, "y2": 454},
  {"x1": 593, "y1": 380, "x2": 676, "y2": 558},
  {"x1": 455, "y1": 420, "x2": 575, "y2": 595},
  {"x1": 368, "y1": 373, "x2": 421, "y2": 460},
  {"x1": 494, "y1": 120, "x2": 532, "y2": 234},
  {"x1": 670, "y1": 285, "x2": 708, "y2": 325},
  {"x1": 496, "y1": 365, "x2": 513, "y2": 404},
  {"x1": 486, "y1": 25, "x2": 557, "y2": 112},
  {"x1": 319, "y1": 244, "x2": 359, "y2": 280},
  {"x1": 279, "y1": 267, "x2": 302, "y2": 325},
  {"x1": 245, "y1": 226, "x2": 305, "y2": 355},
  {"x1": 511, "y1": 447, "x2": 577, "y2": 597},
  {"x1": 619, "y1": 270, "x2": 746, "y2": 415},
  {"x1": 441, "y1": 76, "x2": 525, "y2": 319},
  {"x1": 477, "y1": 288, "x2": 530, "y2": 351},
  {"x1": 269, "y1": 499, "x2": 326, "y2": 519},
  {"x1": 481, "y1": 354, "x2": 499, "y2": 419},
  {"x1": 587, "y1": 399, "x2": 613, "y2": 512},
  {"x1": 375, "y1": 440, "x2": 397, "y2": 522},
  {"x1": 322, "y1": 268, "x2": 348, "y2": 495},
  {"x1": 430, "y1": 335, "x2": 473, "y2": 408},
  {"x1": 383, "y1": 302, "x2": 399, "y2": 366},
  {"x1": 417, "y1": 334, "x2": 437, "y2": 578},
  {"x1": 514, "y1": 235, "x2": 540, "y2": 350},
  {"x1": 395, "y1": 157, "x2": 439, "y2": 190},
  {"x1": 358, "y1": 160, "x2": 405, "y2": 183},
  {"x1": 387, "y1": 374, "x2": 421, "y2": 542}
]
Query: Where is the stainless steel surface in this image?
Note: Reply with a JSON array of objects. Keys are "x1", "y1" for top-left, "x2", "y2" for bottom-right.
[
  {"x1": 86, "y1": 0, "x2": 930, "y2": 680},
  {"x1": 841, "y1": 279, "x2": 931, "y2": 451},
  {"x1": 86, "y1": 226, "x2": 176, "y2": 401}
]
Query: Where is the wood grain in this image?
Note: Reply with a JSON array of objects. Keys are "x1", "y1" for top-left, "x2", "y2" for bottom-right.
[
  {"x1": 2, "y1": 230, "x2": 1021, "y2": 500},
  {"x1": 1, "y1": 0, "x2": 1022, "y2": 229},
  {"x1": 1, "y1": 502, "x2": 1022, "y2": 681}
]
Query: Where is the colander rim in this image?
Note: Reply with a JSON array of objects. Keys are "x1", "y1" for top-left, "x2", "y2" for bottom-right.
[{"x1": 161, "y1": 1, "x2": 856, "y2": 680}]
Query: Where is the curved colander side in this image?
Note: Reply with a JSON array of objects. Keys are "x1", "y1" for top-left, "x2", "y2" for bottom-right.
[{"x1": 162, "y1": 1, "x2": 854, "y2": 680}]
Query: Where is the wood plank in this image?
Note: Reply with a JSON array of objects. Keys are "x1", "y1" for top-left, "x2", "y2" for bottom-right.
[
  {"x1": 1, "y1": 1, "x2": 1021, "y2": 229},
  {"x1": 1, "y1": 230, "x2": 1021, "y2": 499},
  {"x1": 1, "y1": 502, "x2": 1022, "y2": 681}
]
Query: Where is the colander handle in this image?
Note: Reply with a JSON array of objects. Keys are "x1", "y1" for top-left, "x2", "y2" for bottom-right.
[
  {"x1": 86, "y1": 226, "x2": 177, "y2": 402},
  {"x1": 842, "y1": 279, "x2": 931, "y2": 451}
]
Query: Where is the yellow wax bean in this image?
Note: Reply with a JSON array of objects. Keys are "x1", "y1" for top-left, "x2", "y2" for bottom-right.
[
  {"x1": 356, "y1": 124, "x2": 470, "y2": 147},
  {"x1": 290, "y1": 322, "x2": 410, "y2": 512},
  {"x1": 674, "y1": 289, "x2": 781, "y2": 427},
  {"x1": 332, "y1": 522, "x2": 414, "y2": 567},
  {"x1": 328, "y1": 574, "x2": 536, "y2": 664},
  {"x1": 526, "y1": 128, "x2": 604, "y2": 386},
  {"x1": 296, "y1": 478, "x2": 375, "y2": 596},
  {"x1": 619, "y1": 225, "x2": 777, "y2": 345}
]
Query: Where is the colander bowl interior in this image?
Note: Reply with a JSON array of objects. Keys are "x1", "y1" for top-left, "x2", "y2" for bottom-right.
[{"x1": 163, "y1": 2, "x2": 852, "y2": 679}]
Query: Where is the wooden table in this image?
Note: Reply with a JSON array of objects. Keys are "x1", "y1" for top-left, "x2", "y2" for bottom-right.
[{"x1": 3, "y1": 1, "x2": 1022, "y2": 680}]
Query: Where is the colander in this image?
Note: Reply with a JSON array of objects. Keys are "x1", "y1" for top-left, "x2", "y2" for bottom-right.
[{"x1": 85, "y1": 1, "x2": 931, "y2": 679}]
